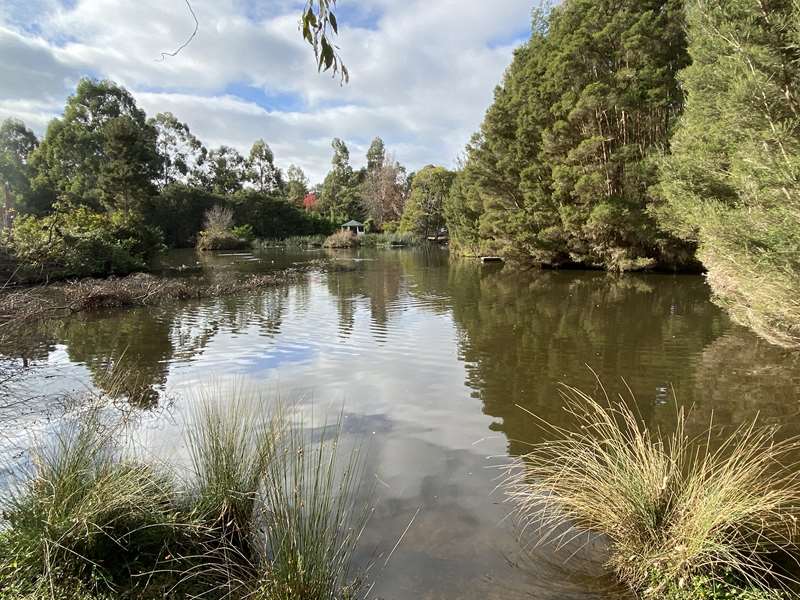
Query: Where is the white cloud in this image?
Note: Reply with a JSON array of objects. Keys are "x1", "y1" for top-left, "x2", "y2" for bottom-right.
[{"x1": 0, "y1": 0, "x2": 530, "y2": 182}]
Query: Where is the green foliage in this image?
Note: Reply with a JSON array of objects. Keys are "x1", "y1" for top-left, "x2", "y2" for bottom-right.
[
  {"x1": 149, "y1": 111, "x2": 207, "y2": 189},
  {"x1": 318, "y1": 138, "x2": 365, "y2": 222},
  {"x1": 232, "y1": 223, "x2": 255, "y2": 242},
  {"x1": 231, "y1": 189, "x2": 332, "y2": 239},
  {"x1": 200, "y1": 145, "x2": 247, "y2": 196},
  {"x1": 359, "y1": 231, "x2": 419, "y2": 247},
  {"x1": 247, "y1": 139, "x2": 283, "y2": 193},
  {"x1": 184, "y1": 393, "x2": 279, "y2": 561},
  {"x1": 444, "y1": 164, "x2": 485, "y2": 256},
  {"x1": 657, "y1": 0, "x2": 800, "y2": 347},
  {"x1": 0, "y1": 398, "x2": 371, "y2": 600},
  {"x1": 286, "y1": 164, "x2": 310, "y2": 208},
  {"x1": 655, "y1": 571, "x2": 787, "y2": 600},
  {"x1": 301, "y1": 0, "x2": 348, "y2": 83},
  {"x1": 9, "y1": 207, "x2": 164, "y2": 281},
  {"x1": 449, "y1": 0, "x2": 692, "y2": 270},
  {"x1": 144, "y1": 182, "x2": 222, "y2": 247},
  {"x1": 400, "y1": 165, "x2": 455, "y2": 238},
  {"x1": 30, "y1": 78, "x2": 159, "y2": 213},
  {"x1": 0, "y1": 118, "x2": 40, "y2": 219},
  {"x1": 0, "y1": 413, "x2": 176, "y2": 596},
  {"x1": 254, "y1": 419, "x2": 368, "y2": 600}
]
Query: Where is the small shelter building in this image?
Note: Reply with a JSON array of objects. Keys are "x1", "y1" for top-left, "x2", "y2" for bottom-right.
[{"x1": 341, "y1": 220, "x2": 365, "y2": 236}]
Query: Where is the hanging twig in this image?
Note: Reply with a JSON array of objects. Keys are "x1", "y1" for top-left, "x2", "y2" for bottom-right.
[{"x1": 156, "y1": 0, "x2": 199, "y2": 62}]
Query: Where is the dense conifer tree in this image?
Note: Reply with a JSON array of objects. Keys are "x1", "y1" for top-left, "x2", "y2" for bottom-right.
[
  {"x1": 449, "y1": 1, "x2": 692, "y2": 270},
  {"x1": 658, "y1": 0, "x2": 800, "y2": 346}
]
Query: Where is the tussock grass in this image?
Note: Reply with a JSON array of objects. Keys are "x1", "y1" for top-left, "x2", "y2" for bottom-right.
[
  {"x1": 504, "y1": 385, "x2": 800, "y2": 597},
  {"x1": 183, "y1": 391, "x2": 282, "y2": 559},
  {"x1": 0, "y1": 412, "x2": 176, "y2": 596},
  {"x1": 323, "y1": 231, "x2": 359, "y2": 249},
  {"x1": 254, "y1": 418, "x2": 371, "y2": 600},
  {"x1": 0, "y1": 395, "x2": 373, "y2": 599}
]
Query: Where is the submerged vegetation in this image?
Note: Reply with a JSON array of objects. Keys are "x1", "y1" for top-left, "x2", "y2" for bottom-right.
[
  {"x1": 505, "y1": 385, "x2": 800, "y2": 598},
  {"x1": 0, "y1": 397, "x2": 371, "y2": 599},
  {"x1": 0, "y1": 265, "x2": 322, "y2": 332}
]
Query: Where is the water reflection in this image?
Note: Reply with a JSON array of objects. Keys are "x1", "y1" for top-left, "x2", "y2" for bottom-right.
[{"x1": 3, "y1": 248, "x2": 799, "y2": 598}]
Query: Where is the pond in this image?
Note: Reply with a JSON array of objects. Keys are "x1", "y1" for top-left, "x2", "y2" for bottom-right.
[{"x1": 3, "y1": 247, "x2": 800, "y2": 599}]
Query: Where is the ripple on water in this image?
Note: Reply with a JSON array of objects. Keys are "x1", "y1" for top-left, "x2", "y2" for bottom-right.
[{"x1": 3, "y1": 249, "x2": 798, "y2": 599}]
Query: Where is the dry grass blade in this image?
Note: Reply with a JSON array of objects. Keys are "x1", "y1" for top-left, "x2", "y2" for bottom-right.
[{"x1": 504, "y1": 384, "x2": 800, "y2": 597}]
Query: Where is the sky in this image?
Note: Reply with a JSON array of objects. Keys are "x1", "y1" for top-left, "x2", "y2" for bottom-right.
[{"x1": 0, "y1": 0, "x2": 532, "y2": 182}]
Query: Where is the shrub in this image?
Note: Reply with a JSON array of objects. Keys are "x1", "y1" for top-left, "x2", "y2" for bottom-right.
[
  {"x1": 230, "y1": 190, "x2": 335, "y2": 239},
  {"x1": 8, "y1": 207, "x2": 164, "y2": 281},
  {"x1": 504, "y1": 385, "x2": 800, "y2": 597},
  {"x1": 232, "y1": 223, "x2": 255, "y2": 242},
  {"x1": 381, "y1": 220, "x2": 399, "y2": 234},
  {"x1": 323, "y1": 230, "x2": 358, "y2": 249},
  {"x1": 196, "y1": 229, "x2": 251, "y2": 251},
  {"x1": 142, "y1": 183, "x2": 221, "y2": 248},
  {"x1": 196, "y1": 205, "x2": 251, "y2": 251}
]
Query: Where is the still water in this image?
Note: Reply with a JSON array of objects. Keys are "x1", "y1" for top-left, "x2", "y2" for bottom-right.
[{"x1": 4, "y1": 247, "x2": 800, "y2": 599}]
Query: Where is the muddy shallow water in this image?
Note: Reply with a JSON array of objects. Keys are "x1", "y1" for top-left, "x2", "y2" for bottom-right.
[{"x1": 3, "y1": 247, "x2": 799, "y2": 599}]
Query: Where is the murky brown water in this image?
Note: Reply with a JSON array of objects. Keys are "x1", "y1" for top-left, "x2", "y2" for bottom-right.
[{"x1": 3, "y1": 247, "x2": 800, "y2": 598}]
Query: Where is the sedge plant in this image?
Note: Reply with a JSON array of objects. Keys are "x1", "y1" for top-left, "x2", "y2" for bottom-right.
[{"x1": 504, "y1": 384, "x2": 800, "y2": 598}]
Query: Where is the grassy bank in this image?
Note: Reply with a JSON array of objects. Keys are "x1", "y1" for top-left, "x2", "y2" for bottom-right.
[
  {"x1": 0, "y1": 398, "x2": 371, "y2": 600},
  {"x1": 505, "y1": 386, "x2": 800, "y2": 599},
  {"x1": 322, "y1": 231, "x2": 420, "y2": 249}
]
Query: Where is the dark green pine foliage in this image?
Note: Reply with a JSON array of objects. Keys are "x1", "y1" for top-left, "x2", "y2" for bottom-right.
[
  {"x1": 449, "y1": 0, "x2": 692, "y2": 270},
  {"x1": 658, "y1": 0, "x2": 800, "y2": 347}
]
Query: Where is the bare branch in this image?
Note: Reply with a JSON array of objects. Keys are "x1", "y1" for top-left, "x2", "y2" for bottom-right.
[{"x1": 156, "y1": 0, "x2": 199, "y2": 62}]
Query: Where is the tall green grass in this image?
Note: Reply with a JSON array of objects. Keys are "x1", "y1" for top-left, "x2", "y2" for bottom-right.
[
  {"x1": 505, "y1": 385, "x2": 800, "y2": 598},
  {"x1": 0, "y1": 396, "x2": 372, "y2": 600},
  {"x1": 0, "y1": 413, "x2": 176, "y2": 596},
  {"x1": 184, "y1": 392, "x2": 281, "y2": 551},
  {"x1": 253, "y1": 418, "x2": 371, "y2": 600}
]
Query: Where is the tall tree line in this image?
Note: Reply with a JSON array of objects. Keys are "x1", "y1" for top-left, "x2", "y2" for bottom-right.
[{"x1": 447, "y1": 0, "x2": 800, "y2": 347}]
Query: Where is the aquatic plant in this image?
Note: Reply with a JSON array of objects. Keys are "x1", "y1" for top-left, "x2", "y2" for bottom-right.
[
  {"x1": 323, "y1": 230, "x2": 359, "y2": 249},
  {"x1": 253, "y1": 418, "x2": 371, "y2": 600},
  {"x1": 0, "y1": 397, "x2": 373, "y2": 599},
  {"x1": 359, "y1": 232, "x2": 419, "y2": 247},
  {"x1": 183, "y1": 391, "x2": 282, "y2": 558},
  {"x1": 0, "y1": 413, "x2": 176, "y2": 596},
  {"x1": 505, "y1": 385, "x2": 800, "y2": 597},
  {"x1": 263, "y1": 234, "x2": 327, "y2": 248}
]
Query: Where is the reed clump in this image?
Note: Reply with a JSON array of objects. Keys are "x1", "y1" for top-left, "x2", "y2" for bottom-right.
[
  {"x1": 0, "y1": 414, "x2": 178, "y2": 597},
  {"x1": 0, "y1": 396, "x2": 371, "y2": 600},
  {"x1": 323, "y1": 231, "x2": 359, "y2": 249},
  {"x1": 505, "y1": 385, "x2": 800, "y2": 599}
]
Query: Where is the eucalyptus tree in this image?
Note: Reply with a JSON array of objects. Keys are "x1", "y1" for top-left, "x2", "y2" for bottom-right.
[
  {"x1": 31, "y1": 78, "x2": 159, "y2": 213},
  {"x1": 319, "y1": 138, "x2": 363, "y2": 221},
  {"x1": 0, "y1": 118, "x2": 38, "y2": 224},
  {"x1": 286, "y1": 164, "x2": 309, "y2": 207},
  {"x1": 149, "y1": 112, "x2": 206, "y2": 189},
  {"x1": 247, "y1": 139, "x2": 283, "y2": 193}
]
